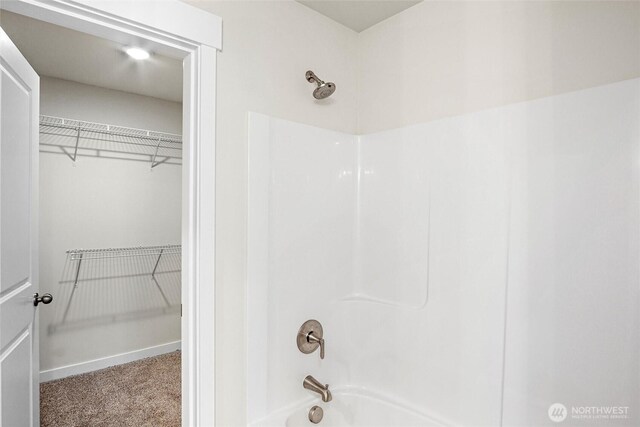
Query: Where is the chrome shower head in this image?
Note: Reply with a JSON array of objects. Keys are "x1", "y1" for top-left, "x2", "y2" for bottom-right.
[{"x1": 306, "y1": 70, "x2": 336, "y2": 99}]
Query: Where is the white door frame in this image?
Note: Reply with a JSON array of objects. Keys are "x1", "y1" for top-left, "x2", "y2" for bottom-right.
[{"x1": 0, "y1": 1, "x2": 221, "y2": 425}]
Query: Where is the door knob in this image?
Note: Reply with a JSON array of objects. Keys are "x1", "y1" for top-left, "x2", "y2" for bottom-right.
[{"x1": 33, "y1": 293, "x2": 53, "y2": 306}]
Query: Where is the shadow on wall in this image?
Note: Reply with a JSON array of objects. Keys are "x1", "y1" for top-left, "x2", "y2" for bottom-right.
[{"x1": 48, "y1": 245, "x2": 181, "y2": 334}]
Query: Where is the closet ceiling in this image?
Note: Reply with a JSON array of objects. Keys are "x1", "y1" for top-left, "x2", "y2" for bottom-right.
[
  {"x1": 297, "y1": 0, "x2": 422, "y2": 32},
  {"x1": 0, "y1": 11, "x2": 182, "y2": 102}
]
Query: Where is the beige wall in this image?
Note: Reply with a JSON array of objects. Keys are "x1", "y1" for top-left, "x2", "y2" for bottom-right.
[
  {"x1": 357, "y1": 0, "x2": 640, "y2": 134},
  {"x1": 40, "y1": 77, "x2": 182, "y2": 133},
  {"x1": 185, "y1": 1, "x2": 359, "y2": 425}
]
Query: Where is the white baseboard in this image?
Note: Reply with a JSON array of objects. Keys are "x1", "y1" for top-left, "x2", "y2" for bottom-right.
[{"x1": 40, "y1": 340, "x2": 181, "y2": 382}]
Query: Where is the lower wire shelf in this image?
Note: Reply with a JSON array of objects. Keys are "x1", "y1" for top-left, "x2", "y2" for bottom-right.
[{"x1": 49, "y1": 244, "x2": 182, "y2": 334}]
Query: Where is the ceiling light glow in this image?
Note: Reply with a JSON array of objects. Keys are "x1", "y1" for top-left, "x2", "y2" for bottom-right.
[{"x1": 125, "y1": 47, "x2": 150, "y2": 60}]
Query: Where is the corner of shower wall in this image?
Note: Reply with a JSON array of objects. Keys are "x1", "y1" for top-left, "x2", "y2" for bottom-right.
[{"x1": 347, "y1": 129, "x2": 431, "y2": 309}]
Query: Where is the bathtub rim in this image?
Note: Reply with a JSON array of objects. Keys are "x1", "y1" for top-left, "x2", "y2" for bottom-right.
[{"x1": 248, "y1": 384, "x2": 453, "y2": 427}]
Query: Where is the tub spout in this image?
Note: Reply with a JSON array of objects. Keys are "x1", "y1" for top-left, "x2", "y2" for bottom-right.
[{"x1": 303, "y1": 375, "x2": 332, "y2": 402}]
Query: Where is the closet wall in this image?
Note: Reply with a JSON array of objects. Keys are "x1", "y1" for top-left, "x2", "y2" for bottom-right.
[{"x1": 39, "y1": 77, "x2": 182, "y2": 376}]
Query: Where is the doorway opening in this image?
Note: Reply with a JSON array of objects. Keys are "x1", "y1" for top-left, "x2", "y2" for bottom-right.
[
  {"x1": 2, "y1": 9, "x2": 182, "y2": 426},
  {"x1": 1, "y1": 1, "x2": 218, "y2": 425}
]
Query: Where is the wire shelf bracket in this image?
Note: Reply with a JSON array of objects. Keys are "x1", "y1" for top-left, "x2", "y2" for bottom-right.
[{"x1": 62, "y1": 252, "x2": 83, "y2": 323}]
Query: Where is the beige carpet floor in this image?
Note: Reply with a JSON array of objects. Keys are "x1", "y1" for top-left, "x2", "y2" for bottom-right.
[{"x1": 40, "y1": 351, "x2": 181, "y2": 427}]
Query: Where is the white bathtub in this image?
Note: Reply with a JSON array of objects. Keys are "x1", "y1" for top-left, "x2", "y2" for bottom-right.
[{"x1": 251, "y1": 387, "x2": 448, "y2": 427}]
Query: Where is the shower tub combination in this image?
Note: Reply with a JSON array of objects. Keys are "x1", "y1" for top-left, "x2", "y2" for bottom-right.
[{"x1": 247, "y1": 79, "x2": 640, "y2": 426}]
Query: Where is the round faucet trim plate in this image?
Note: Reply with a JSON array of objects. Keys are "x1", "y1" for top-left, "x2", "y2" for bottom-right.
[
  {"x1": 297, "y1": 319, "x2": 323, "y2": 354},
  {"x1": 308, "y1": 405, "x2": 323, "y2": 424}
]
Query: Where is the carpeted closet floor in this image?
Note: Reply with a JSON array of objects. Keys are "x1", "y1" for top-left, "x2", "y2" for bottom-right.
[{"x1": 40, "y1": 351, "x2": 181, "y2": 427}]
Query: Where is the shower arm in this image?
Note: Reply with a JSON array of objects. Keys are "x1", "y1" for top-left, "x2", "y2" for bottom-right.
[{"x1": 305, "y1": 71, "x2": 324, "y2": 86}]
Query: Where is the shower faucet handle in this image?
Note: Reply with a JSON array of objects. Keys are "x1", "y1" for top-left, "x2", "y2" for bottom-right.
[
  {"x1": 297, "y1": 319, "x2": 325, "y2": 360},
  {"x1": 307, "y1": 332, "x2": 325, "y2": 359}
]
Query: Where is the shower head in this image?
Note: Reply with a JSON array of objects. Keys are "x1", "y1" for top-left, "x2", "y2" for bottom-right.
[{"x1": 306, "y1": 70, "x2": 336, "y2": 99}]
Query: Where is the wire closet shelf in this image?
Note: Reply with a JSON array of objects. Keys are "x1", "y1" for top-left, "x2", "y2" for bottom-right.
[
  {"x1": 52, "y1": 244, "x2": 182, "y2": 333},
  {"x1": 39, "y1": 115, "x2": 182, "y2": 168},
  {"x1": 67, "y1": 244, "x2": 182, "y2": 261}
]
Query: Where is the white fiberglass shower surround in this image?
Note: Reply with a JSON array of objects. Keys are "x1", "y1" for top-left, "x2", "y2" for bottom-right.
[{"x1": 247, "y1": 78, "x2": 640, "y2": 426}]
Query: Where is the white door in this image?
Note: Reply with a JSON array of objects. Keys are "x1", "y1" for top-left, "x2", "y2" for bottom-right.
[{"x1": 0, "y1": 27, "x2": 41, "y2": 426}]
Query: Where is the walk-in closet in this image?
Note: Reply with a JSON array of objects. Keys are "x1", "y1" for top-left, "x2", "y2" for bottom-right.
[{"x1": 1, "y1": 10, "x2": 183, "y2": 426}]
